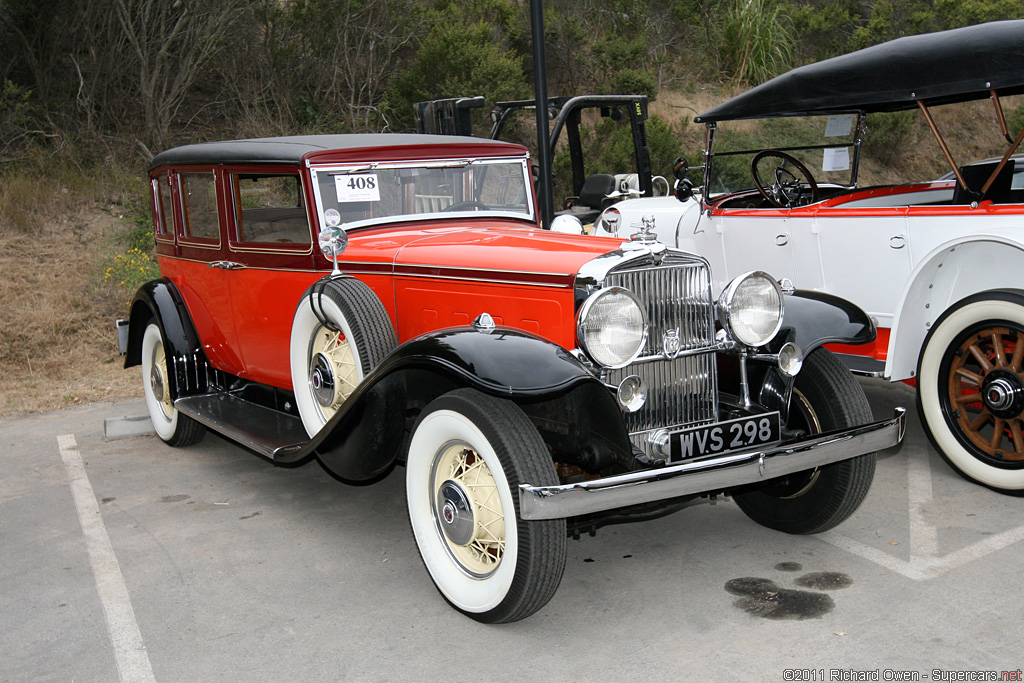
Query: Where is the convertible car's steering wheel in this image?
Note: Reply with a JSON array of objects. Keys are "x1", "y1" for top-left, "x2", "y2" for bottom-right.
[
  {"x1": 750, "y1": 150, "x2": 819, "y2": 208},
  {"x1": 442, "y1": 200, "x2": 491, "y2": 212}
]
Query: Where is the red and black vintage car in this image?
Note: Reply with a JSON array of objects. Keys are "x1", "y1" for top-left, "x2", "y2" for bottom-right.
[{"x1": 118, "y1": 133, "x2": 904, "y2": 622}]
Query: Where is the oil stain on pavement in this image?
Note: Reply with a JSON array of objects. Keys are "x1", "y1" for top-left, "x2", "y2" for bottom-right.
[{"x1": 725, "y1": 570, "x2": 853, "y2": 620}]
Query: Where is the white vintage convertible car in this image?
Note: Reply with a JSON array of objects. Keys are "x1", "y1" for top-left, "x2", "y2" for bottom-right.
[{"x1": 600, "y1": 20, "x2": 1024, "y2": 494}]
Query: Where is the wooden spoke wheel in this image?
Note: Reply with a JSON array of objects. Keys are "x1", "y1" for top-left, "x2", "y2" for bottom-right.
[{"x1": 918, "y1": 292, "x2": 1024, "y2": 494}]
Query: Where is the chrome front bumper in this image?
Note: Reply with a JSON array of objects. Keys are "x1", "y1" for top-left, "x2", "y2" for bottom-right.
[{"x1": 519, "y1": 407, "x2": 906, "y2": 520}]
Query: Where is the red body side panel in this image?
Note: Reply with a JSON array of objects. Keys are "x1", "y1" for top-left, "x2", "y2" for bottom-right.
[{"x1": 159, "y1": 221, "x2": 624, "y2": 391}]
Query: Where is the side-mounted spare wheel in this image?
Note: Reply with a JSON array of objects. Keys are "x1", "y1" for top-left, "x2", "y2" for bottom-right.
[
  {"x1": 290, "y1": 277, "x2": 397, "y2": 437},
  {"x1": 406, "y1": 388, "x2": 567, "y2": 623},
  {"x1": 917, "y1": 291, "x2": 1024, "y2": 495},
  {"x1": 733, "y1": 347, "x2": 876, "y2": 534},
  {"x1": 141, "y1": 321, "x2": 206, "y2": 447}
]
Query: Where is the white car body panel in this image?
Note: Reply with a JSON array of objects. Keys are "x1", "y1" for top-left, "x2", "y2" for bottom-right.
[{"x1": 610, "y1": 189, "x2": 1024, "y2": 381}]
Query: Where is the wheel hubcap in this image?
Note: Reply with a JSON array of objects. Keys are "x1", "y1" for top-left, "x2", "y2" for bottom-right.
[
  {"x1": 149, "y1": 342, "x2": 173, "y2": 419},
  {"x1": 307, "y1": 327, "x2": 358, "y2": 420},
  {"x1": 981, "y1": 370, "x2": 1024, "y2": 418},
  {"x1": 437, "y1": 480, "x2": 475, "y2": 546},
  {"x1": 431, "y1": 445, "x2": 505, "y2": 577},
  {"x1": 309, "y1": 353, "x2": 336, "y2": 408},
  {"x1": 944, "y1": 325, "x2": 1024, "y2": 463}
]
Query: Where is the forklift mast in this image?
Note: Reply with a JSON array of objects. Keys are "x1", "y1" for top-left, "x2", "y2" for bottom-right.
[{"x1": 413, "y1": 94, "x2": 653, "y2": 201}]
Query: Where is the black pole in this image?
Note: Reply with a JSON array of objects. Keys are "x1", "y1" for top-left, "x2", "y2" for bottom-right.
[{"x1": 530, "y1": 0, "x2": 554, "y2": 228}]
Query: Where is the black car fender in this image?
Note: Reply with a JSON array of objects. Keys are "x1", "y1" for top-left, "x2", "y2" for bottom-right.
[
  {"x1": 773, "y1": 289, "x2": 876, "y2": 354},
  {"x1": 289, "y1": 326, "x2": 634, "y2": 482},
  {"x1": 722, "y1": 290, "x2": 875, "y2": 423},
  {"x1": 123, "y1": 279, "x2": 205, "y2": 397}
]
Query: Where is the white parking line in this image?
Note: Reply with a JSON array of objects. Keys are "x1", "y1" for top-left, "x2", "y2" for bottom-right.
[
  {"x1": 821, "y1": 448, "x2": 1024, "y2": 580},
  {"x1": 58, "y1": 434, "x2": 156, "y2": 683}
]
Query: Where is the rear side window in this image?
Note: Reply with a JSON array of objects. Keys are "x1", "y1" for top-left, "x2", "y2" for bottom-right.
[
  {"x1": 156, "y1": 176, "x2": 175, "y2": 240},
  {"x1": 179, "y1": 172, "x2": 220, "y2": 241},
  {"x1": 231, "y1": 173, "x2": 310, "y2": 245}
]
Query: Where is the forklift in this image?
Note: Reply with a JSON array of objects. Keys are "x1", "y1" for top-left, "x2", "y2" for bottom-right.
[{"x1": 414, "y1": 94, "x2": 662, "y2": 225}]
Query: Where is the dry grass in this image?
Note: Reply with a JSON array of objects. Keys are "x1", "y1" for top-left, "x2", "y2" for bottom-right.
[{"x1": 0, "y1": 189, "x2": 138, "y2": 417}]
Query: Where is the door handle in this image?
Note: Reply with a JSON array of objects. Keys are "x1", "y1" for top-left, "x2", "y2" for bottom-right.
[
  {"x1": 208, "y1": 261, "x2": 246, "y2": 270},
  {"x1": 775, "y1": 234, "x2": 789, "y2": 246},
  {"x1": 889, "y1": 235, "x2": 906, "y2": 249}
]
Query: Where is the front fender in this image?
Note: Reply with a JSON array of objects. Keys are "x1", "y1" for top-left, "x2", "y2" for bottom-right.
[
  {"x1": 772, "y1": 289, "x2": 875, "y2": 355},
  {"x1": 291, "y1": 326, "x2": 618, "y2": 482},
  {"x1": 379, "y1": 326, "x2": 601, "y2": 398},
  {"x1": 744, "y1": 290, "x2": 874, "y2": 422}
]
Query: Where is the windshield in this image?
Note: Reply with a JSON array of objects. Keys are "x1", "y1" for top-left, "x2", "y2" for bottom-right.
[
  {"x1": 310, "y1": 157, "x2": 533, "y2": 230},
  {"x1": 708, "y1": 114, "x2": 861, "y2": 196}
]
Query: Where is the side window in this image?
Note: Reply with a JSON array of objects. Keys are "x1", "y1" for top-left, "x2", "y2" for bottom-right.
[
  {"x1": 179, "y1": 172, "x2": 220, "y2": 241},
  {"x1": 232, "y1": 173, "x2": 310, "y2": 245},
  {"x1": 151, "y1": 174, "x2": 175, "y2": 240}
]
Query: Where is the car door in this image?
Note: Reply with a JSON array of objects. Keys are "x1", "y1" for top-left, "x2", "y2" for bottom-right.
[
  {"x1": 223, "y1": 168, "x2": 319, "y2": 388},
  {"x1": 707, "y1": 207, "x2": 796, "y2": 294},
  {"x1": 798, "y1": 208, "x2": 912, "y2": 330},
  {"x1": 170, "y1": 167, "x2": 245, "y2": 374}
]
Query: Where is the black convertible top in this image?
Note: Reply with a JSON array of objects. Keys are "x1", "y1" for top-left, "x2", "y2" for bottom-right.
[{"x1": 696, "y1": 20, "x2": 1024, "y2": 123}]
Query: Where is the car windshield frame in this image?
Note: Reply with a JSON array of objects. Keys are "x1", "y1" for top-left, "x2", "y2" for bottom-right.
[
  {"x1": 703, "y1": 111, "x2": 866, "y2": 200},
  {"x1": 309, "y1": 156, "x2": 535, "y2": 232}
]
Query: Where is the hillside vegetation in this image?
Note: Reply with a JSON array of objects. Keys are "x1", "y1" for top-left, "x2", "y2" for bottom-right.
[{"x1": 0, "y1": 0, "x2": 1022, "y2": 414}]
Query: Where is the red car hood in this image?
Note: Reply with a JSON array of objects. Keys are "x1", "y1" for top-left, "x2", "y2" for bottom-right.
[{"x1": 391, "y1": 225, "x2": 624, "y2": 282}]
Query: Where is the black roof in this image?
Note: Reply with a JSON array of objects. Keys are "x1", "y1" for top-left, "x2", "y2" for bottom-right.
[
  {"x1": 149, "y1": 133, "x2": 519, "y2": 169},
  {"x1": 696, "y1": 20, "x2": 1024, "y2": 123}
]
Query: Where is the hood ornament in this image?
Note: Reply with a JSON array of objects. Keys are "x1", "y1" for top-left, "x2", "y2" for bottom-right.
[{"x1": 630, "y1": 215, "x2": 658, "y2": 244}]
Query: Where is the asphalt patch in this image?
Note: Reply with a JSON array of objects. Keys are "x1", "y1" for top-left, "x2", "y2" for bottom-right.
[{"x1": 159, "y1": 494, "x2": 190, "y2": 503}]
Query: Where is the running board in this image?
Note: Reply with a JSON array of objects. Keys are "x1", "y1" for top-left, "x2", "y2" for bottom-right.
[
  {"x1": 834, "y1": 352, "x2": 886, "y2": 378},
  {"x1": 175, "y1": 393, "x2": 310, "y2": 461}
]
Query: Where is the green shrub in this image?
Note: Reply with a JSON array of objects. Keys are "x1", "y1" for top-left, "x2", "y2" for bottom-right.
[
  {"x1": 862, "y1": 110, "x2": 917, "y2": 167},
  {"x1": 719, "y1": 0, "x2": 794, "y2": 84}
]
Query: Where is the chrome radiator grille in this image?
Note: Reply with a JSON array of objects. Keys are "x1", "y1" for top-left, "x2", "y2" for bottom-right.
[{"x1": 602, "y1": 258, "x2": 718, "y2": 450}]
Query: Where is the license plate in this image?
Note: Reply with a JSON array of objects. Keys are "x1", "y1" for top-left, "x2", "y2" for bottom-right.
[{"x1": 671, "y1": 412, "x2": 781, "y2": 462}]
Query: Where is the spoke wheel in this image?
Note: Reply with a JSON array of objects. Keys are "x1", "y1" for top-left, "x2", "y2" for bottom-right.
[
  {"x1": 140, "y1": 321, "x2": 205, "y2": 447},
  {"x1": 945, "y1": 325, "x2": 1024, "y2": 461},
  {"x1": 918, "y1": 292, "x2": 1024, "y2": 494},
  {"x1": 432, "y1": 444, "x2": 506, "y2": 577},
  {"x1": 733, "y1": 348, "x2": 876, "y2": 534},
  {"x1": 290, "y1": 277, "x2": 396, "y2": 437},
  {"x1": 307, "y1": 324, "x2": 359, "y2": 423},
  {"x1": 406, "y1": 389, "x2": 565, "y2": 623}
]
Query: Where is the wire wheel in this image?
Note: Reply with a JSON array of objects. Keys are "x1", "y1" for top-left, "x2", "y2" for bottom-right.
[
  {"x1": 431, "y1": 444, "x2": 506, "y2": 577},
  {"x1": 406, "y1": 389, "x2": 565, "y2": 623}
]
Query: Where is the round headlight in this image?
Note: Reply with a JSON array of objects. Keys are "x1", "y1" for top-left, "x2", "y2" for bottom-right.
[
  {"x1": 577, "y1": 287, "x2": 648, "y2": 368},
  {"x1": 718, "y1": 271, "x2": 784, "y2": 347}
]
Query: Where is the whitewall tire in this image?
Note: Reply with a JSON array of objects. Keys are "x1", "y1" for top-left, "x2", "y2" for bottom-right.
[
  {"x1": 141, "y1": 321, "x2": 205, "y2": 447},
  {"x1": 406, "y1": 389, "x2": 565, "y2": 623},
  {"x1": 917, "y1": 292, "x2": 1024, "y2": 494},
  {"x1": 289, "y1": 278, "x2": 396, "y2": 437}
]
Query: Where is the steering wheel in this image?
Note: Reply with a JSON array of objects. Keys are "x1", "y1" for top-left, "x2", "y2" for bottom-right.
[
  {"x1": 442, "y1": 200, "x2": 491, "y2": 212},
  {"x1": 750, "y1": 150, "x2": 819, "y2": 208}
]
